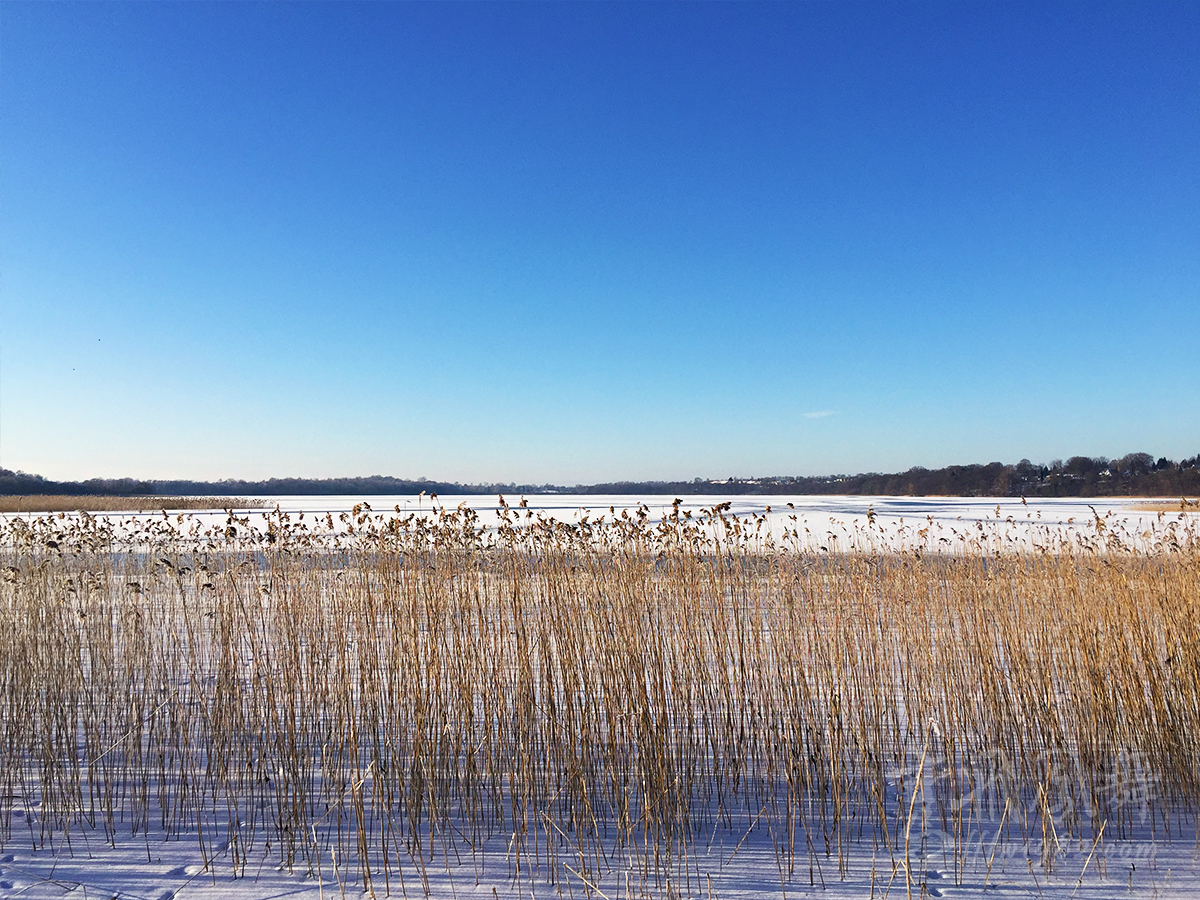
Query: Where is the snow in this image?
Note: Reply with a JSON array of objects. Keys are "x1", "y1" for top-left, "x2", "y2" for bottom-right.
[{"x1": 3, "y1": 786, "x2": 1195, "y2": 898}]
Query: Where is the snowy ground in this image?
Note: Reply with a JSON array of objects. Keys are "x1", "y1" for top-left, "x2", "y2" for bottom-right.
[{"x1": 2, "y1": 789, "x2": 1196, "y2": 899}]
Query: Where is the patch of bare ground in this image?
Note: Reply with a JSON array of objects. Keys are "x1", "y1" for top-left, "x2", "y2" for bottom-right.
[{"x1": 1129, "y1": 497, "x2": 1199, "y2": 512}]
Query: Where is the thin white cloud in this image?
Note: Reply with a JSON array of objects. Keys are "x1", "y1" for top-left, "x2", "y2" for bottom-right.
[{"x1": 803, "y1": 410, "x2": 835, "y2": 419}]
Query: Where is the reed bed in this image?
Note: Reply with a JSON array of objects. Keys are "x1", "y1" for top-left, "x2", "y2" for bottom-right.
[
  {"x1": 0, "y1": 495, "x2": 265, "y2": 513},
  {"x1": 1131, "y1": 497, "x2": 1199, "y2": 513},
  {"x1": 0, "y1": 501, "x2": 1197, "y2": 896}
]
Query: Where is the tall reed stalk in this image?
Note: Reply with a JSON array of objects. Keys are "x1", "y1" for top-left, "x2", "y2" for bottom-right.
[{"x1": 1, "y1": 502, "x2": 1196, "y2": 895}]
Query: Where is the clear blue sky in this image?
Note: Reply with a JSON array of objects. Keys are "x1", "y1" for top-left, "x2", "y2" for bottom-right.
[{"x1": 2, "y1": 1, "x2": 1197, "y2": 484}]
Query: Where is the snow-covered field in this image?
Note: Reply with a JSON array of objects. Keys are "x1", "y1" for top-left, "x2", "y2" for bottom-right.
[
  {"x1": 2, "y1": 496, "x2": 1197, "y2": 899},
  {"x1": 2, "y1": 809, "x2": 1195, "y2": 899}
]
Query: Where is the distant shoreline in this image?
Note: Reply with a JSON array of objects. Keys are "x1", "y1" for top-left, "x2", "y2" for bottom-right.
[{"x1": 3, "y1": 452, "x2": 1198, "y2": 500}]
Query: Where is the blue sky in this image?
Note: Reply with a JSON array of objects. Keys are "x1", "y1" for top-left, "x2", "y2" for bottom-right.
[{"x1": 2, "y1": 1, "x2": 1197, "y2": 483}]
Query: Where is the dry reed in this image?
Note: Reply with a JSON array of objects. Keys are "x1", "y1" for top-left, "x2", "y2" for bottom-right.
[
  {"x1": 0, "y1": 495, "x2": 266, "y2": 513},
  {"x1": 0, "y1": 500, "x2": 1196, "y2": 896}
]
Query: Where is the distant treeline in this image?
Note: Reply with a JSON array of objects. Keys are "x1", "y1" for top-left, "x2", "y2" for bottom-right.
[
  {"x1": 0, "y1": 472, "x2": 521, "y2": 498},
  {"x1": 2, "y1": 451, "x2": 1199, "y2": 498},
  {"x1": 577, "y1": 453, "x2": 1200, "y2": 498}
]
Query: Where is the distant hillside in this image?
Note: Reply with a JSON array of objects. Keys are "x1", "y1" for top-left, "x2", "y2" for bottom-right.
[
  {"x1": 2, "y1": 451, "x2": 1198, "y2": 498},
  {"x1": 573, "y1": 453, "x2": 1200, "y2": 498},
  {"x1": 0, "y1": 471, "x2": 526, "y2": 498}
]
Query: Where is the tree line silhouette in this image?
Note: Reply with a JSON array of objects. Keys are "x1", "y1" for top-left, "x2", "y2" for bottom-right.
[{"x1": 3, "y1": 451, "x2": 1198, "y2": 498}]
